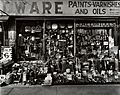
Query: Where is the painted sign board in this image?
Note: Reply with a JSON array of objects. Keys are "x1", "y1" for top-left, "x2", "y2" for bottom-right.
[
  {"x1": 1, "y1": 46, "x2": 12, "y2": 60},
  {"x1": 0, "y1": 0, "x2": 120, "y2": 16},
  {"x1": 8, "y1": 31, "x2": 16, "y2": 46},
  {"x1": 0, "y1": 75, "x2": 6, "y2": 84}
]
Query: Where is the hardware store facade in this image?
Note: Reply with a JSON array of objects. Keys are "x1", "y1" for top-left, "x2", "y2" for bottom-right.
[{"x1": 1, "y1": 0, "x2": 120, "y2": 84}]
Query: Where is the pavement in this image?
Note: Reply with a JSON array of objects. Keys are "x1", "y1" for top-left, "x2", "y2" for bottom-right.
[{"x1": 1, "y1": 84, "x2": 120, "y2": 95}]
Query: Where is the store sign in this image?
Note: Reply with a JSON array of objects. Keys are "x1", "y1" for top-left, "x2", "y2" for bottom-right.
[
  {"x1": 0, "y1": 75, "x2": 6, "y2": 84},
  {"x1": 8, "y1": 31, "x2": 16, "y2": 46},
  {"x1": 1, "y1": 0, "x2": 120, "y2": 16},
  {"x1": 76, "y1": 23, "x2": 116, "y2": 27},
  {"x1": 1, "y1": 46, "x2": 12, "y2": 60}
]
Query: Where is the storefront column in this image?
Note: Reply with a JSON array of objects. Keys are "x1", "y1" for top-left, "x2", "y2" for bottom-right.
[
  {"x1": 74, "y1": 20, "x2": 76, "y2": 56},
  {"x1": 114, "y1": 19, "x2": 118, "y2": 46},
  {"x1": 43, "y1": 20, "x2": 46, "y2": 59},
  {"x1": 118, "y1": 18, "x2": 120, "y2": 70},
  {"x1": 0, "y1": 16, "x2": 9, "y2": 46},
  {"x1": 8, "y1": 18, "x2": 16, "y2": 62},
  {"x1": 2, "y1": 23, "x2": 5, "y2": 46},
  {"x1": 0, "y1": 64, "x2": 3, "y2": 74}
]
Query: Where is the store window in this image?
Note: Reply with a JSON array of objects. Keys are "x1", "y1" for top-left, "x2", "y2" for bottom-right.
[
  {"x1": 16, "y1": 20, "x2": 43, "y2": 61},
  {"x1": 75, "y1": 21, "x2": 119, "y2": 83},
  {"x1": 76, "y1": 21, "x2": 116, "y2": 57},
  {"x1": 45, "y1": 20, "x2": 74, "y2": 61},
  {"x1": 15, "y1": 19, "x2": 119, "y2": 85}
]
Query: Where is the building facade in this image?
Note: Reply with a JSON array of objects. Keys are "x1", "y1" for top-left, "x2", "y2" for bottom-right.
[{"x1": 0, "y1": 0, "x2": 120, "y2": 84}]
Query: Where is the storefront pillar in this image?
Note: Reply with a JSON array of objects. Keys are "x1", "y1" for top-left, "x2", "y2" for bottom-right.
[
  {"x1": 0, "y1": 67, "x2": 3, "y2": 75},
  {"x1": 74, "y1": 20, "x2": 76, "y2": 56},
  {"x1": 7, "y1": 18, "x2": 16, "y2": 62},
  {"x1": 43, "y1": 20, "x2": 46, "y2": 60},
  {"x1": 2, "y1": 23, "x2": 5, "y2": 46},
  {"x1": 0, "y1": 16, "x2": 9, "y2": 45},
  {"x1": 118, "y1": 17, "x2": 120, "y2": 70}
]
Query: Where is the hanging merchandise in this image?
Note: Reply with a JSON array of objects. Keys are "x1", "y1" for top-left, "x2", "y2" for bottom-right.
[
  {"x1": 25, "y1": 26, "x2": 31, "y2": 32},
  {"x1": 46, "y1": 22, "x2": 51, "y2": 30},
  {"x1": 31, "y1": 26, "x2": 36, "y2": 33},
  {"x1": 25, "y1": 50, "x2": 29, "y2": 57},
  {"x1": 59, "y1": 24, "x2": 65, "y2": 29},
  {"x1": 31, "y1": 36, "x2": 35, "y2": 41},
  {"x1": 52, "y1": 24, "x2": 58, "y2": 30},
  {"x1": 44, "y1": 67, "x2": 48, "y2": 74},
  {"x1": 31, "y1": 53, "x2": 36, "y2": 57},
  {"x1": 18, "y1": 34, "x2": 24, "y2": 46},
  {"x1": 57, "y1": 35, "x2": 60, "y2": 40},
  {"x1": 36, "y1": 25, "x2": 42, "y2": 32},
  {"x1": 68, "y1": 24, "x2": 73, "y2": 29},
  {"x1": 66, "y1": 29, "x2": 69, "y2": 33},
  {"x1": 61, "y1": 30, "x2": 65, "y2": 33}
]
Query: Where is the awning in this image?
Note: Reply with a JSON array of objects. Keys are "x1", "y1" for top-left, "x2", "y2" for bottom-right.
[
  {"x1": 0, "y1": 16, "x2": 9, "y2": 22},
  {"x1": 0, "y1": 9, "x2": 9, "y2": 21}
]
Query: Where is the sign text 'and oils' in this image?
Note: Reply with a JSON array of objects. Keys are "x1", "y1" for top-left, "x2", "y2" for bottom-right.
[{"x1": 68, "y1": 1, "x2": 120, "y2": 15}]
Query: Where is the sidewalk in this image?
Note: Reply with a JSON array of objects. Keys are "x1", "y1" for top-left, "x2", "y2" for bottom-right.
[{"x1": 1, "y1": 84, "x2": 120, "y2": 95}]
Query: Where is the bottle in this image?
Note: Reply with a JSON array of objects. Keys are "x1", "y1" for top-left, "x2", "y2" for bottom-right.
[{"x1": 43, "y1": 73, "x2": 52, "y2": 85}]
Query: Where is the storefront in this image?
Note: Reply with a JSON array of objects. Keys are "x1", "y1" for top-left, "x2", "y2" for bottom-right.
[
  {"x1": 1, "y1": 0, "x2": 120, "y2": 84},
  {"x1": 0, "y1": 9, "x2": 10, "y2": 74}
]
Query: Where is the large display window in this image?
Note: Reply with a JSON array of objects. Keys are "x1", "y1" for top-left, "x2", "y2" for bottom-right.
[
  {"x1": 14, "y1": 19, "x2": 119, "y2": 85},
  {"x1": 75, "y1": 21, "x2": 118, "y2": 84},
  {"x1": 16, "y1": 20, "x2": 43, "y2": 61},
  {"x1": 45, "y1": 20, "x2": 74, "y2": 60}
]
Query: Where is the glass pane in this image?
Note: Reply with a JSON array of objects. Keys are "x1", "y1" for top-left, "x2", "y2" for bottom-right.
[{"x1": 16, "y1": 20, "x2": 43, "y2": 61}]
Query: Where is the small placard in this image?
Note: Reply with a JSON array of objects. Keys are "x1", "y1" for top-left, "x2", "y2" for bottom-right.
[
  {"x1": 104, "y1": 41, "x2": 108, "y2": 45},
  {"x1": 1, "y1": 46, "x2": 12, "y2": 60}
]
